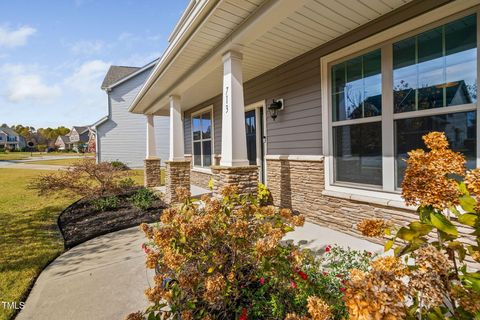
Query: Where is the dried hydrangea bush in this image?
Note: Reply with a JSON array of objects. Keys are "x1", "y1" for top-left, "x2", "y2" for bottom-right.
[
  {"x1": 355, "y1": 132, "x2": 480, "y2": 319},
  {"x1": 129, "y1": 186, "x2": 373, "y2": 320}
]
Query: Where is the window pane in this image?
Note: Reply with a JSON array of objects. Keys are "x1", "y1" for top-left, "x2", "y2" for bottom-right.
[
  {"x1": 394, "y1": 15, "x2": 477, "y2": 113},
  {"x1": 192, "y1": 115, "x2": 201, "y2": 141},
  {"x1": 333, "y1": 122, "x2": 382, "y2": 186},
  {"x1": 395, "y1": 111, "x2": 476, "y2": 188},
  {"x1": 445, "y1": 15, "x2": 477, "y2": 106},
  {"x1": 193, "y1": 142, "x2": 201, "y2": 166},
  {"x1": 202, "y1": 112, "x2": 212, "y2": 139},
  {"x1": 331, "y1": 49, "x2": 382, "y2": 121},
  {"x1": 203, "y1": 140, "x2": 212, "y2": 167}
]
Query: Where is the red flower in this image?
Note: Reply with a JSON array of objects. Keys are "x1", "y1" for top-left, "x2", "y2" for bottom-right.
[
  {"x1": 336, "y1": 274, "x2": 343, "y2": 278},
  {"x1": 239, "y1": 308, "x2": 248, "y2": 320},
  {"x1": 297, "y1": 270, "x2": 308, "y2": 280},
  {"x1": 260, "y1": 277, "x2": 265, "y2": 285},
  {"x1": 367, "y1": 251, "x2": 372, "y2": 256},
  {"x1": 141, "y1": 243, "x2": 150, "y2": 254},
  {"x1": 325, "y1": 245, "x2": 331, "y2": 253},
  {"x1": 339, "y1": 287, "x2": 346, "y2": 292},
  {"x1": 323, "y1": 271, "x2": 328, "y2": 276},
  {"x1": 290, "y1": 280, "x2": 297, "y2": 289}
]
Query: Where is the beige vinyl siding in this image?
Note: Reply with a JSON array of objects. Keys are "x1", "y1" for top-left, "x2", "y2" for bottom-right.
[{"x1": 97, "y1": 67, "x2": 169, "y2": 168}]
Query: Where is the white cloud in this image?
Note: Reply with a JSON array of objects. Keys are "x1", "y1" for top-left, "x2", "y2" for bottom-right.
[
  {"x1": 0, "y1": 64, "x2": 61, "y2": 103},
  {"x1": 0, "y1": 25, "x2": 36, "y2": 48},
  {"x1": 70, "y1": 40, "x2": 105, "y2": 55},
  {"x1": 65, "y1": 59, "x2": 110, "y2": 93}
]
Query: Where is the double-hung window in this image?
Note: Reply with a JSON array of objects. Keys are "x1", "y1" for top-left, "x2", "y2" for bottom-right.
[
  {"x1": 192, "y1": 108, "x2": 213, "y2": 167},
  {"x1": 324, "y1": 10, "x2": 478, "y2": 198}
]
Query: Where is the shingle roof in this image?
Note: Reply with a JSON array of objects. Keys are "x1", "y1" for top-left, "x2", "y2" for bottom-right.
[
  {"x1": 101, "y1": 66, "x2": 140, "y2": 89},
  {"x1": 58, "y1": 135, "x2": 70, "y2": 144},
  {"x1": 0, "y1": 126, "x2": 19, "y2": 136},
  {"x1": 72, "y1": 126, "x2": 89, "y2": 135}
]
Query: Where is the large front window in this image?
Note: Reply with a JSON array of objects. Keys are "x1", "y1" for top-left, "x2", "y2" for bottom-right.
[
  {"x1": 329, "y1": 13, "x2": 478, "y2": 193},
  {"x1": 192, "y1": 109, "x2": 213, "y2": 167}
]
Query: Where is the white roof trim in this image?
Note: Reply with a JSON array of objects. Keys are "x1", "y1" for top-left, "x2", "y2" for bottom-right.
[
  {"x1": 91, "y1": 116, "x2": 109, "y2": 129},
  {"x1": 129, "y1": 0, "x2": 218, "y2": 114},
  {"x1": 105, "y1": 59, "x2": 158, "y2": 91}
]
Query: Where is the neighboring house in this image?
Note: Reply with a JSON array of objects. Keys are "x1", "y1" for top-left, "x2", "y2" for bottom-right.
[
  {"x1": 94, "y1": 60, "x2": 169, "y2": 168},
  {"x1": 55, "y1": 135, "x2": 71, "y2": 150},
  {"x1": 69, "y1": 126, "x2": 91, "y2": 152},
  {"x1": 0, "y1": 126, "x2": 25, "y2": 150},
  {"x1": 129, "y1": 1, "x2": 480, "y2": 239}
]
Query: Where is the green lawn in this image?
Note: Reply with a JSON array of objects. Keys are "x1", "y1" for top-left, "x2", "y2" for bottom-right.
[
  {"x1": 0, "y1": 169, "x2": 77, "y2": 320},
  {"x1": 26, "y1": 158, "x2": 91, "y2": 166},
  {"x1": 131, "y1": 169, "x2": 164, "y2": 185}
]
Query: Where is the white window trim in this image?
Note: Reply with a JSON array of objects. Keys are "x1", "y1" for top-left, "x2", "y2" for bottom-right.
[
  {"x1": 191, "y1": 105, "x2": 214, "y2": 168},
  {"x1": 321, "y1": 2, "x2": 480, "y2": 202}
]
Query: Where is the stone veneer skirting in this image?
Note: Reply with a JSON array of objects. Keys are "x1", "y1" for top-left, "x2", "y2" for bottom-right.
[
  {"x1": 266, "y1": 158, "x2": 420, "y2": 244},
  {"x1": 144, "y1": 158, "x2": 161, "y2": 188},
  {"x1": 191, "y1": 170, "x2": 212, "y2": 189},
  {"x1": 165, "y1": 160, "x2": 191, "y2": 203},
  {"x1": 211, "y1": 165, "x2": 258, "y2": 197}
]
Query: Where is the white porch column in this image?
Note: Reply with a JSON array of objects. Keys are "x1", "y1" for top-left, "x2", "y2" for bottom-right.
[
  {"x1": 146, "y1": 114, "x2": 157, "y2": 159},
  {"x1": 220, "y1": 50, "x2": 249, "y2": 167},
  {"x1": 169, "y1": 95, "x2": 185, "y2": 161}
]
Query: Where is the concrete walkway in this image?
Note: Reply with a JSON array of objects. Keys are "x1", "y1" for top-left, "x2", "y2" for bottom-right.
[{"x1": 17, "y1": 222, "x2": 382, "y2": 320}]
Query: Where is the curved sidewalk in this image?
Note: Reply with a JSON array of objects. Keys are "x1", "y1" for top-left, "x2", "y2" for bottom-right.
[
  {"x1": 17, "y1": 226, "x2": 154, "y2": 320},
  {"x1": 17, "y1": 222, "x2": 382, "y2": 320}
]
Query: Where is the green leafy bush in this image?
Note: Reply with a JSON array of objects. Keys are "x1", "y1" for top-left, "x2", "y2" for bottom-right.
[
  {"x1": 109, "y1": 160, "x2": 129, "y2": 170},
  {"x1": 129, "y1": 188, "x2": 157, "y2": 210},
  {"x1": 257, "y1": 182, "x2": 272, "y2": 205},
  {"x1": 91, "y1": 196, "x2": 119, "y2": 212}
]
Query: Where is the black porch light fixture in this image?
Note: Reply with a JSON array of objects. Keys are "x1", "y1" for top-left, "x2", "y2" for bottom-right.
[{"x1": 268, "y1": 99, "x2": 284, "y2": 120}]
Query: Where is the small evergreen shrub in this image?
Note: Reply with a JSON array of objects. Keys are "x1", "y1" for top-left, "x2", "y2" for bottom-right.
[
  {"x1": 130, "y1": 188, "x2": 157, "y2": 210},
  {"x1": 91, "y1": 196, "x2": 119, "y2": 212},
  {"x1": 109, "y1": 160, "x2": 129, "y2": 170}
]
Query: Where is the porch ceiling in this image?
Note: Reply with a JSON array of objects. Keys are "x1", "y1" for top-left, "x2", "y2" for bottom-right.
[{"x1": 130, "y1": 0, "x2": 411, "y2": 116}]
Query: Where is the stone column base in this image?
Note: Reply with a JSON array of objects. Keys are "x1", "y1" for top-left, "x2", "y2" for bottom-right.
[
  {"x1": 144, "y1": 158, "x2": 161, "y2": 187},
  {"x1": 211, "y1": 165, "x2": 258, "y2": 197},
  {"x1": 165, "y1": 160, "x2": 191, "y2": 203}
]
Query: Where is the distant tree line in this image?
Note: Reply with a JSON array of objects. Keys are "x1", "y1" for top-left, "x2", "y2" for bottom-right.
[{"x1": 1, "y1": 123, "x2": 70, "y2": 151}]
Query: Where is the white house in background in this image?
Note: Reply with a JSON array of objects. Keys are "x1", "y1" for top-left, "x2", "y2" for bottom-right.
[
  {"x1": 93, "y1": 60, "x2": 169, "y2": 168},
  {"x1": 54, "y1": 135, "x2": 71, "y2": 150}
]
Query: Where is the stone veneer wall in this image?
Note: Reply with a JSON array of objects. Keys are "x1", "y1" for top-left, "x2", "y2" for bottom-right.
[
  {"x1": 211, "y1": 165, "x2": 258, "y2": 197},
  {"x1": 266, "y1": 158, "x2": 417, "y2": 244},
  {"x1": 144, "y1": 158, "x2": 161, "y2": 187},
  {"x1": 183, "y1": 155, "x2": 213, "y2": 188},
  {"x1": 165, "y1": 160, "x2": 191, "y2": 203}
]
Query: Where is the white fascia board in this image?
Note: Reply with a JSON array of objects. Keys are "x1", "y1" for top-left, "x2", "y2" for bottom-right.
[
  {"x1": 91, "y1": 116, "x2": 109, "y2": 130},
  {"x1": 129, "y1": 0, "x2": 217, "y2": 114},
  {"x1": 106, "y1": 59, "x2": 158, "y2": 91}
]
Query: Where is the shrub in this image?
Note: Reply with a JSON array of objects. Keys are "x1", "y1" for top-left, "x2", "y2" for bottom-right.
[
  {"x1": 130, "y1": 188, "x2": 157, "y2": 210},
  {"x1": 91, "y1": 196, "x2": 119, "y2": 212},
  {"x1": 130, "y1": 186, "x2": 374, "y2": 320},
  {"x1": 29, "y1": 158, "x2": 135, "y2": 199},
  {"x1": 353, "y1": 132, "x2": 480, "y2": 319},
  {"x1": 110, "y1": 160, "x2": 129, "y2": 170},
  {"x1": 257, "y1": 183, "x2": 273, "y2": 205}
]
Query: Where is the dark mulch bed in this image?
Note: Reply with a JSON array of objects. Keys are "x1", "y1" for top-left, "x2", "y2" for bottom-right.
[{"x1": 58, "y1": 189, "x2": 165, "y2": 248}]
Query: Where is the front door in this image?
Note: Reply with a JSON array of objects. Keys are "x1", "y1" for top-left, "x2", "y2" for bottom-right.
[{"x1": 245, "y1": 107, "x2": 266, "y2": 183}]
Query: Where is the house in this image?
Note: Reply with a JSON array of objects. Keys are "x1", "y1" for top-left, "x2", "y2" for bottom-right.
[
  {"x1": 93, "y1": 61, "x2": 169, "y2": 168},
  {"x1": 68, "y1": 126, "x2": 91, "y2": 152},
  {"x1": 129, "y1": 0, "x2": 480, "y2": 239},
  {"x1": 0, "y1": 126, "x2": 25, "y2": 150},
  {"x1": 54, "y1": 135, "x2": 71, "y2": 150}
]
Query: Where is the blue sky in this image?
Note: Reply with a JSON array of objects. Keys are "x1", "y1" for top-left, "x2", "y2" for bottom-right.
[{"x1": 0, "y1": 0, "x2": 188, "y2": 128}]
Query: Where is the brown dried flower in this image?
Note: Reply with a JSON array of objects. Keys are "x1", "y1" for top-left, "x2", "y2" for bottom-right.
[
  {"x1": 175, "y1": 186, "x2": 191, "y2": 203},
  {"x1": 357, "y1": 219, "x2": 390, "y2": 238},
  {"x1": 307, "y1": 296, "x2": 332, "y2": 320},
  {"x1": 451, "y1": 285, "x2": 480, "y2": 314},
  {"x1": 401, "y1": 131, "x2": 465, "y2": 209},
  {"x1": 125, "y1": 311, "x2": 144, "y2": 320}
]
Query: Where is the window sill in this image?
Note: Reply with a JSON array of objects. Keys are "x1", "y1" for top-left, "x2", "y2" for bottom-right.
[
  {"x1": 322, "y1": 187, "x2": 415, "y2": 211},
  {"x1": 191, "y1": 167, "x2": 212, "y2": 174}
]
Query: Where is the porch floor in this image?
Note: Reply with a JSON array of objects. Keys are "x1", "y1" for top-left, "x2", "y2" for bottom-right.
[{"x1": 152, "y1": 184, "x2": 211, "y2": 198}]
